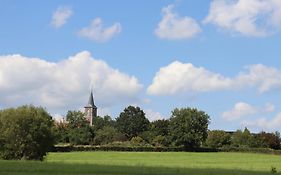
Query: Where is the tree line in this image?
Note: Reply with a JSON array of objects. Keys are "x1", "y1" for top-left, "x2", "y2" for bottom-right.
[{"x1": 0, "y1": 105, "x2": 280, "y2": 161}]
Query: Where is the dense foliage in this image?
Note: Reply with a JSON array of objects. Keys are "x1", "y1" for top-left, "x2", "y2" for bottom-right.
[
  {"x1": 1, "y1": 104, "x2": 280, "y2": 160},
  {"x1": 0, "y1": 106, "x2": 55, "y2": 160},
  {"x1": 205, "y1": 130, "x2": 231, "y2": 148},
  {"x1": 169, "y1": 108, "x2": 210, "y2": 149},
  {"x1": 116, "y1": 106, "x2": 150, "y2": 139}
]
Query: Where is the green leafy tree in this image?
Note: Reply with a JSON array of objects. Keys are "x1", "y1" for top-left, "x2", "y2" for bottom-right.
[
  {"x1": 231, "y1": 128, "x2": 254, "y2": 147},
  {"x1": 53, "y1": 121, "x2": 69, "y2": 143},
  {"x1": 94, "y1": 126, "x2": 124, "y2": 145},
  {"x1": 152, "y1": 135, "x2": 168, "y2": 147},
  {"x1": 116, "y1": 106, "x2": 150, "y2": 139},
  {"x1": 66, "y1": 111, "x2": 93, "y2": 145},
  {"x1": 205, "y1": 130, "x2": 231, "y2": 148},
  {"x1": 169, "y1": 107, "x2": 210, "y2": 149},
  {"x1": 150, "y1": 119, "x2": 169, "y2": 136},
  {"x1": 0, "y1": 105, "x2": 55, "y2": 160},
  {"x1": 92, "y1": 115, "x2": 115, "y2": 131},
  {"x1": 140, "y1": 119, "x2": 170, "y2": 145}
]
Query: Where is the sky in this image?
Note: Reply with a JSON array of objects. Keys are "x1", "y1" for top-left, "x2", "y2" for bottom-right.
[{"x1": 1, "y1": 0, "x2": 281, "y2": 132}]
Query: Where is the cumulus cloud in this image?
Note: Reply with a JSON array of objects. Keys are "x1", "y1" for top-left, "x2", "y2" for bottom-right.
[
  {"x1": 78, "y1": 18, "x2": 122, "y2": 42},
  {"x1": 241, "y1": 113, "x2": 281, "y2": 131},
  {"x1": 204, "y1": 0, "x2": 281, "y2": 37},
  {"x1": 0, "y1": 51, "x2": 142, "y2": 114},
  {"x1": 222, "y1": 102, "x2": 275, "y2": 121},
  {"x1": 51, "y1": 6, "x2": 73, "y2": 28},
  {"x1": 155, "y1": 4, "x2": 201, "y2": 40},
  {"x1": 147, "y1": 61, "x2": 281, "y2": 95},
  {"x1": 145, "y1": 109, "x2": 164, "y2": 121}
]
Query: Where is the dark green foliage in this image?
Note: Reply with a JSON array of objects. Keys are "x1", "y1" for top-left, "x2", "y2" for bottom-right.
[
  {"x1": 53, "y1": 122, "x2": 69, "y2": 143},
  {"x1": 256, "y1": 132, "x2": 281, "y2": 150},
  {"x1": 152, "y1": 135, "x2": 168, "y2": 147},
  {"x1": 94, "y1": 126, "x2": 125, "y2": 145},
  {"x1": 53, "y1": 145, "x2": 217, "y2": 152},
  {"x1": 150, "y1": 119, "x2": 169, "y2": 136},
  {"x1": 66, "y1": 111, "x2": 94, "y2": 145},
  {"x1": 130, "y1": 136, "x2": 145, "y2": 146},
  {"x1": 231, "y1": 128, "x2": 255, "y2": 147},
  {"x1": 169, "y1": 107, "x2": 210, "y2": 149},
  {"x1": 0, "y1": 105, "x2": 55, "y2": 160},
  {"x1": 116, "y1": 106, "x2": 150, "y2": 139},
  {"x1": 271, "y1": 166, "x2": 277, "y2": 174},
  {"x1": 92, "y1": 115, "x2": 115, "y2": 131},
  {"x1": 206, "y1": 130, "x2": 231, "y2": 148}
]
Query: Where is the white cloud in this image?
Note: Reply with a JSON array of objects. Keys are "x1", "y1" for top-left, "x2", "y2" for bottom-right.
[
  {"x1": 78, "y1": 18, "x2": 122, "y2": 42},
  {"x1": 0, "y1": 51, "x2": 142, "y2": 114},
  {"x1": 145, "y1": 109, "x2": 164, "y2": 121},
  {"x1": 51, "y1": 6, "x2": 73, "y2": 28},
  {"x1": 155, "y1": 4, "x2": 201, "y2": 40},
  {"x1": 222, "y1": 102, "x2": 256, "y2": 121},
  {"x1": 147, "y1": 61, "x2": 281, "y2": 95},
  {"x1": 222, "y1": 102, "x2": 276, "y2": 121},
  {"x1": 241, "y1": 113, "x2": 281, "y2": 131},
  {"x1": 204, "y1": 0, "x2": 281, "y2": 37}
]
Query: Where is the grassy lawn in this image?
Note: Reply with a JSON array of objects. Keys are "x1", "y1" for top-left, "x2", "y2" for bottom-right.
[{"x1": 0, "y1": 152, "x2": 281, "y2": 175}]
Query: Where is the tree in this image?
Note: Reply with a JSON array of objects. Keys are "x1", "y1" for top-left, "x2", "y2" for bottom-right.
[
  {"x1": 0, "y1": 105, "x2": 55, "y2": 160},
  {"x1": 150, "y1": 119, "x2": 169, "y2": 136},
  {"x1": 256, "y1": 131, "x2": 281, "y2": 150},
  {"x1": 94, "y1": 126, "x2": 124, "y2": 145},
  {"x1": 66, "y1": 111, "x2": 93, "y2": 145},
  {"x1": 205, "y1": 130, "x2": 231, "y2": 148},
  {"x1": 231, "y1": 128, "x2": 254, "y2": 147},
  {"x1": 53, "y1": 121, "x2": 69, "y2": 143},
  {"x1": 92, "y1": 115, "x2": 115, "y2": 131},
  {"x1": 116, "y1": 106, "x2": 150, "y2": 139},
  {"x1": 169, "y1": 107, "x2": 210, "y2": 149}
]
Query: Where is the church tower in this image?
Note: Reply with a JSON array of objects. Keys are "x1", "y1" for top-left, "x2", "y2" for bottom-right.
[{"x1": 84, "y1": 91, "x2": 97, "y2": 126}]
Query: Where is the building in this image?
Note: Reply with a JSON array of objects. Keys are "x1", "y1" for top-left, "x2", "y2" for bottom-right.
[{"x1": 84, "y1": 91, "x2": 97, "y2": 126}]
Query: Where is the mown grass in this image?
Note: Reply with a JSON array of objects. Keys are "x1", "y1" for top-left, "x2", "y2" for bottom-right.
[{"x1": 0, "y1": 152, "x2": 281, "y2": 175}]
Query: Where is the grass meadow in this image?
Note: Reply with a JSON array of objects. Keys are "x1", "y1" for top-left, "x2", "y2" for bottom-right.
[{"x1": 0, "y1": 152, "x2": 281, "y2": 175}]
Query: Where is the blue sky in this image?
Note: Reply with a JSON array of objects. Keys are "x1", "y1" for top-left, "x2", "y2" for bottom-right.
[{"x1": 1, "y1": 0, "x2": 281, "y2": 132}]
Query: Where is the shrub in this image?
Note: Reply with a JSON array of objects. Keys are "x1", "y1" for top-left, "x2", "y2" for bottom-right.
[
  {"x1": 205, "y1": 130, "x2": 231, "y2": 148},
  {"x1": 0, "y1": 105, "x2": 55, "y2": 160},
  {"x1": 152, "y1": 135, "x2": 168, "y2": 147},
  {"x1": 131, "y1": 136, "x2": 145, "y2": 146},
  {"x1": 94, "y1": 126, "x2": 124, "y2": 145}
]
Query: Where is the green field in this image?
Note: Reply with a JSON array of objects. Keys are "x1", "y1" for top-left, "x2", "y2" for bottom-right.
[{"x1": 0, "y1": 152, "x2": 281, "y2": 175}]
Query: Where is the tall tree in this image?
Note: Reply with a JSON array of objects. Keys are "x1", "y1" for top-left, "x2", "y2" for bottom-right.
[
  {"x1": 66, "y1": 110, "x2": 93, "y2": 145},
  {"x1": 116, "y1": 106, "x2": 150, "y2": 139},
  {"x1": 169, "y1": 107, "x2": 210, "y2": 149}
]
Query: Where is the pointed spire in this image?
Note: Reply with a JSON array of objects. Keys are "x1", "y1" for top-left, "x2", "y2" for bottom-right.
[{"x1": 87, "y1": 90, "x2": 96, "y2": 108}]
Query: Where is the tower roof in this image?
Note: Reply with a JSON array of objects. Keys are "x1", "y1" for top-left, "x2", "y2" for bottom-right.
[{"x1": 86, "y1": 91, "x2": 97, "y2": 108}]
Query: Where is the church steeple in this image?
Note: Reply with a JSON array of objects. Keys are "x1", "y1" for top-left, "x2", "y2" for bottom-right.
[
  {"x1": 84, "y1": 90, "x2": 97, "y2": 126},
  {"x1": 87, "y1": 91, "x2": 96, "y2": 108}
]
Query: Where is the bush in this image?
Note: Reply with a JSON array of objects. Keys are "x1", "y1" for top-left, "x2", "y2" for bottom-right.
[
  {"x1": 152, "y1": 135, "x2": 168, "y2": 147},
  {"x1": 53, "y1": 145, "x2": 210, "y2": 152},
  {"x1": 205, "y1": 130, "x2": 231, "y2": 148},
  {"x1": 94, "y1": 126, "x2": 124, "y2": 145},
  {"x1": 0, "y1": 106, "x2": 55, "y2": 160},
  {"x1": 221, "y1": 146, "x2": 281, "y2": 155},
  {"x1": 131, "y1": 136, "x2": 145, "y2": 146}
]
